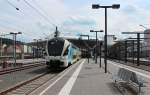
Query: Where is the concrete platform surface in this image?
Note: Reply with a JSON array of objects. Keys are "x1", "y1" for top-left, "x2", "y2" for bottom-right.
[
  {"x1": 69, "y1": 60, "x2": 122, "y2": 95},
  {"x1": 30, "y1": 59, "x2": 125, "y2": 95}
]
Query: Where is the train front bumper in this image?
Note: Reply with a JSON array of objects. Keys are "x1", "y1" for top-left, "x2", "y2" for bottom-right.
[{"x1": 45, "y1": 56, "x2": 68, "y2": 67}]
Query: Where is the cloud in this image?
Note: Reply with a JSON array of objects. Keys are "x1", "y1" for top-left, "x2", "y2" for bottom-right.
[
  {"x1": 123, "y1": 5, "x2": 137, "y2": 14},
  {"x1": 1, "y1": 0, "x2": 150, "y2": 42},
  {"x1": 63, "y1": 16, "x2": 96, "y2": 26}
]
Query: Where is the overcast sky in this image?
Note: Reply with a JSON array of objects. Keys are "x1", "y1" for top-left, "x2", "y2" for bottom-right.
[{"x1": 0, "y1": 0, "x2": 150, "y2": 42}]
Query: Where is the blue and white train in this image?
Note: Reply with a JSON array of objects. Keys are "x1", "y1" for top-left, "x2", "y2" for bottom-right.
[{"x1": 45, "y1": 37, "x2": 81, "y2": 68}]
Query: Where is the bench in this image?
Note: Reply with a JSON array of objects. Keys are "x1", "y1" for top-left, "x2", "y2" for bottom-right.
[
  {"x1": 112, "y1": 68, "x2": 145, "y2": 94},
  {"x1": 130, "y1": 72, "x2": 145, "y2": 94}
]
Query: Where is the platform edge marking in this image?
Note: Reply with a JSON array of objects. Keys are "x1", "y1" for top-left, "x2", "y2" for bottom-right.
[
  {"x1": 38, "y1": 59, "x2": 85, "y2": 95},
  {"x1": 58, "y1": 59, "x2": 85, "y2": 95}
]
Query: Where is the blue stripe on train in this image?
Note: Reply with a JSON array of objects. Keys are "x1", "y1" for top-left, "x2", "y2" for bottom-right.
[{"x1": 68, "y1": 45, "x2": 74, "y2": 64}]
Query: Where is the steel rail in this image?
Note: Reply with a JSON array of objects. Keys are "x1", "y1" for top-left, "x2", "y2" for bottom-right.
[{"x1": 0, "y1": 62, "x2": 46, "y2": 75}]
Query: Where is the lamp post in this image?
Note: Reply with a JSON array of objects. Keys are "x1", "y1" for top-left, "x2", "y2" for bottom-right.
[
  {"x1": 80, "y1": 35, "x2": 90, "y2": 63},
  {"x1": 38, "y1": 39, "x2": 42, "y2": 58},
  {"x1": 132, "y1": 40, "x2": 135, "y2": 64},
  {"x1": 0, "y1": 37, "x2": 2, "y2": 57},
  {"x1": 4, "y1": 3, "x2": 20, "y2": 67},
  {"x1": 78, "y1": 37, "x2": 82, "y2": 51},
  {"x1": 10, "y1": 32, "x2": 22, "y2": 67},
  {"x1": 125, "y1": 39, "x2": 136, "y2": 64},
  {"x1": 33, "y1": 39, "x2": 38, "y2": 59},
  {"x1": 118, "y1": 43, "x2": 121, "y2": 62},
  {"x1": 124, "y1": 40, "x2": 135, "y2": 63},
  {"x1": 124, "y1": 40, "x2": 127, "y2": 63},
  {"x1": 99, "y1": 41, "x2": 103, "y2": 67},
  {"x1": 113, "y1": 40, "x2": 123, "y2": 62},
  {"x1": 33, "y1": 39, "x2": 42, "y2": 59},
  {"x1": 92, "y1": 4, "x2": 120, "y2": 73},
  {"x1": 90, "y1": 30, "x2": 103, "y2": 64}
]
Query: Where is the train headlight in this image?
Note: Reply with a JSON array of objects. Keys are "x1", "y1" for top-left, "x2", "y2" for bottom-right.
[{"x1": 61, "y1": 56, "x2": 67, "y2": 60}]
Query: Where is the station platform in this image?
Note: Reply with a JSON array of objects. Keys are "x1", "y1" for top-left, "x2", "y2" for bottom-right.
[
  {"x1": 6, "y1": 58, "x2": 46, "y2": 64},
  {"x1": 68, "y1": 60, "x2": 122, "y2": 95},
  {"x1": 0, "y1": 58, "x2": 46, "y2": 70},
  {"x1": 29, "y1": 58, "x2": 150, "y2": 95}
]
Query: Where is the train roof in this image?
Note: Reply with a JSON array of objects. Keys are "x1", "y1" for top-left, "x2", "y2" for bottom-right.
[
  {"x1": 49, "y1": 37, "x2": 80, "y2": 49},
  {"x1": 49, "y1": 37, "x2": 65, "y2": 41}
]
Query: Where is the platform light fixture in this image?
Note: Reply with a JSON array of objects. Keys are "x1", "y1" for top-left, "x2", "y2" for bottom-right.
[
  {"x1": 92, "y1": 4, "x2": 120, "y2": 73},
  {"x1": 90, "y1": 30, "x2": 103, "y2": 64},
  {"x1": 10, "y1": 32, "x2": 22, "y2": 67},
  {"x1": 80, "y1": 35, "x2": 90, "y2": 63}
]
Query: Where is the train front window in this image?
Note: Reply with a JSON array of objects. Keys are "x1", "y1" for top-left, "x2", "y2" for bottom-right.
[
  {"x1": 48, "y1": 38, "x2": 64, "y2": 56},
  {"x1": 63, "y1": 45, "x2": 70, "y2": 56}
]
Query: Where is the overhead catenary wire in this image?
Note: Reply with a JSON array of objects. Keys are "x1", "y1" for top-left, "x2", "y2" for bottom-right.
[
  {"x1": 0, "y1": 9, "x2": 49, "y2": 40},
  {"x1": 6, "y1": 0, "x2": 19, "y2": 10},
  {"x1": 2, "y1": 0, "x2": 57, "y2": 42},
  {"x1": 30, "y1": 0, "x2": 65, "y2": 37},
  {"x1": 5, "y1": 0, "x2": 82, "y2": 39},
  {"x1": 22, "y1": 0, "x2": 60, "y2": 38},
  {"x1": 0, "y1": 20, "x2": 50, "y2": 42},
  {"x1": 5, "y1": 0, "x2": 54, "y2": 27},
  {"x1": 5, "y1": 0, "x2": 28, "y2": 16},
  {"x1": 0, "y1": 21, "x2": 36, "y2": 37},
  {"x1": 33, "y1": 0, "x2": 60, "y2": 26},
  {"x1": 23, "y1": 0, "x2": 56, "y2": 27},
  {"x1": 32, "y1": 0, "x2": 73, "y2": 35},
  {"x1": 3, "y1": 0, "x2": 46, "y2": 36},
  {"x1": 16, "y1": 0, "x2": 78, "y2": 38},
  {"x1": 0, "y1": 23, "x2": 43, "y2": 42},
  {"x1": 29, "y1": 0, "x2": 60, "y2": 37}
]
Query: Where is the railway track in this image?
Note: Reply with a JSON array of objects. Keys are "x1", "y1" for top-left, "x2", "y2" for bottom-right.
[
  {"x1": 109, "y1": 58, "x2": 150, "y2": 72},
  {"x1": 0, "y1": 62, "x2": 46, "y2": 75},
  {"x1": 127, "y1": 59, "x2": 150, "y2": 66},
  {"x1": 108, "y1": 58, "x2": 150, "y2": 65},
  {"x1": 0, "y1": 59, "x2": 80, "y2": 95},
  {"x1": 0, "y1": 71, "x2": 59, "y2": 95}
]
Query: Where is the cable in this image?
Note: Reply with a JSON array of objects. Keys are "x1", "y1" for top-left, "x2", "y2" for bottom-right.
[
  {"x1": 31, "y1": 0, "x2": 78, "y2": 37},
  {"x1": 32, "y1": 0, "x2": 71, "y2": 35},
  {"x1": 0, "y1": 23, "x2": 40, "y2": 41},
  {"x1": 0, "y1": 14, "x2": 49, "y2": 39},
  {"x1": 3, "y1": 0, "x2": 53, "y2": 42},
  {"x1": 33, "y1": 0, "x2": 59, "y2": 25},
  {"x1": 6, "y1": 0, "x2": 19, "y2": 10},
  {"x1": 23, "y1": 0, "x2": 56, "y2": 27},
  {"x1": 5, "y1": 0, "x2": 27, "y2": 16},
  {"x1": 23, "y1": 0, "x2": 58, "y2": 38},
  {"x1": 6, "y1": 0, "x2": 67, "y2": 40}
]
